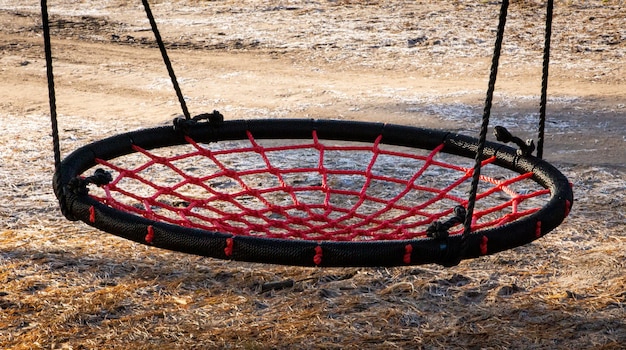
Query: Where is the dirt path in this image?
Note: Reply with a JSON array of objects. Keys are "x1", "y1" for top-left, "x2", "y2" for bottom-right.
[{"x1": 1, "y1": 1, "x2": 625, "y2": 165}]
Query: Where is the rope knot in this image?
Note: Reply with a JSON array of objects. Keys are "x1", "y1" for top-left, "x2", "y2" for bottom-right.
[
  {"x1": 426, "y1": 205, "x2": 466, "y2": 240},
  {"x1": 173, "y1": 110, "x2": 224, "y2": 133},
  {"x1": 427, "y1": 206, "x2": 467, "y2": 267},
  {"x1": 494, "y1": 126, "x2": 535, "y2": 157},
  {"x1": 67, "y1": 168, "x2": 113, "y2": 195}
]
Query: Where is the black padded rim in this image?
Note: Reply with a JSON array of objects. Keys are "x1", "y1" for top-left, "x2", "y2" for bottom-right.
[{"x1": 53, "y1": 119, "x2": 573, "y2": 267}]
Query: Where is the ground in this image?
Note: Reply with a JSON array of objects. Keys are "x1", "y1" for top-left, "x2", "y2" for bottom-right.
[{"x1": 0, "y1": 0, "x2": 625, "y2": 349}]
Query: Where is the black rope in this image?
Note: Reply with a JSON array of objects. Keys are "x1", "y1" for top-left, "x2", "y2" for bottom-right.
[
  {"x1": 67, "y1": 168, "x2": 113, "y2": 195},
  {"x1": 141, "y1": 0, "x2": 191, "y2": 120},
  {"x1": 494, "y1": 126, "x2": 535, "y2": 156},
  {"x1": 427, "y1": 206, "x2": 466, "y2": 240},
  {"x1": 537, "y1": 0, "x2": 554, "y2": 160},
  {"x1": 41, "y1": 0, "x2": 61, "y2": 168},
  {"x1": 462, "y1": 0, "x2": 510, "y2": 240}
]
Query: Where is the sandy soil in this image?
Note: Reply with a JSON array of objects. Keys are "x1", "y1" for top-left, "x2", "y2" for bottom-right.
[{"x1": 1, "y1": 1, "x2": 625, "y2": 349}]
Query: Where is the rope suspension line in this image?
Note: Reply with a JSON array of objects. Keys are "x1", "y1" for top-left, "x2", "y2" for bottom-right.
[
  {"x1": 141, "y1": 0, "x2": 191, "y2": 120},
  {"x1": 40, "y1": 0, "x2": 61, "y2": 168},
  {"x1": 463, "y1": 0, "x2": 510, "y2": 240},
  {"x1": 537, "y1": 0, "x2": 554, "y2": 159}
]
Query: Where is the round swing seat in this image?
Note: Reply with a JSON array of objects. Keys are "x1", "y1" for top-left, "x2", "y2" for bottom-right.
[{"x1": 53, "y1": 118, "x2": 572, "y2": 267}]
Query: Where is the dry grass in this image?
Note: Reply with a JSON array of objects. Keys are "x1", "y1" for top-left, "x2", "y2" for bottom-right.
[{"x1": 1, "y1": 0, "x2": 625, "y2": 349}]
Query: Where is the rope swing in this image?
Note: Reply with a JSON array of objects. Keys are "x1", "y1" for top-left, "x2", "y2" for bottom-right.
[{"x1": 44, "y1": 0, "x2": 572, "y2": 267}]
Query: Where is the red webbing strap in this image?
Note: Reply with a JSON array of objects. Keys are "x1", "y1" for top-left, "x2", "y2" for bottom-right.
[{"x1": 88, "y1": 130, "x2": 548, "y2": 241}]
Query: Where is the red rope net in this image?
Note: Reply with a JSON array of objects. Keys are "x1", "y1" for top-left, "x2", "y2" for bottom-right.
[{"x1": 86, "y1": 130, "x2": 550, "y2": 241}]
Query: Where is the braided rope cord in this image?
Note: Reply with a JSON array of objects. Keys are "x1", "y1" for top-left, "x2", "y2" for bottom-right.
[
  {"x1": 40, "y1": 0, "x2": 61, "y2": 168},
  {"x1": 463, "y1": 0, "x2": 510, "y2": 239},
  {"x1": 42, "y1": 0, "x2": 78, "y2": 221},
  {"x1": 537, "y1": 0, "x2": 554, "y2": 160},
  {"x1": 141, "y1": 0, "x2": 191, "y2": 120}
]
